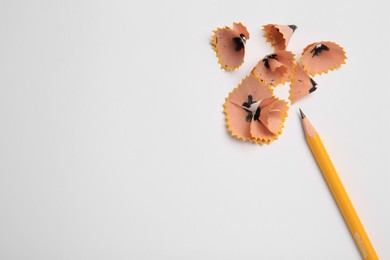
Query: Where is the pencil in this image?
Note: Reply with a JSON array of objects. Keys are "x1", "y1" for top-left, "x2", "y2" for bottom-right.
[{"x1": 299, "y1": 109, "x2": 378, "y2": 260}]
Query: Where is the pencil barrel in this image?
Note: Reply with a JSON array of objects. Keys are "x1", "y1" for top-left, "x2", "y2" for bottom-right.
[{"x1": 306, "y1": 135, "x2": 378, "y2": 260}]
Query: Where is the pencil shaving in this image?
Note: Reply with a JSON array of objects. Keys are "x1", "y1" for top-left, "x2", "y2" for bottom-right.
[
  {"x1": 211, "y1": 23, "x2": 249, "y2": 71},
  {"x1": 289, "y1": 63, "x2": 318, "y2": 103},
  {"x1": 224, "y1": 75, "x2": 289, "y2": 144},
  {"x1": 252, "y1": 51, "x2": 296, "y2": 87},
  {"x1": 263, "y1": 24, "x2": 297, "y2": 51},
  {"x1": 301, "y1": 41, "x2": 347, "y2": 76}
]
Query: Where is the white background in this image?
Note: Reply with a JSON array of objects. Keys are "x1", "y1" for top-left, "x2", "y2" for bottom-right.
[{"x1": 1, "y1": 0, "x2": 389, "y2": 259}]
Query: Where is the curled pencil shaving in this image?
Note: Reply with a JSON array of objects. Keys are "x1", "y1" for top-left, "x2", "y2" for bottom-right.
[
  {"x1": 251, "y1": 51, "x2": 296, "y2": 87},
  {"x1": 263, "y1": 24, "x2": 297, "y2": 51},
  {"x1": 289, "y1": 63, "x2": 318, "y2": 103},
  {"x1": 224, "y1": 75, "x2": 289, "y2": 144},
  {"x1": 211, "y1": 22, "x2": 249, "y2": 71},
  {"x1": 301, "y1": 41, "x2": 347, "y2": 76}
]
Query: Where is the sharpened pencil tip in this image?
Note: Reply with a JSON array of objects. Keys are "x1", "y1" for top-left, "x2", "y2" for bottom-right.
[{"x1": 299, "y1": 108, "x2": 306, "y2": 119}]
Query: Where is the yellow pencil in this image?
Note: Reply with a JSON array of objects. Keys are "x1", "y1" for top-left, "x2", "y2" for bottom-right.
[{"x1": 299, "y1": 109, "x2": 378, "y2": 260}]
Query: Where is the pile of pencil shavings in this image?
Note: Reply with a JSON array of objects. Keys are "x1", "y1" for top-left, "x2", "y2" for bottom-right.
[{"x1": 211, "y1": 23, "x2": 347, "y2": 144}]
